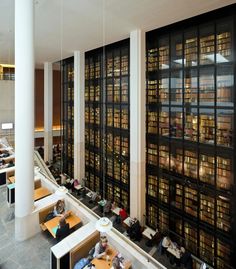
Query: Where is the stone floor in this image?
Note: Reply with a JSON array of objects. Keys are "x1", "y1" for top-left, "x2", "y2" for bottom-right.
[{"x1": 0, "y1": 187, "x2": 55, "y2": 269}]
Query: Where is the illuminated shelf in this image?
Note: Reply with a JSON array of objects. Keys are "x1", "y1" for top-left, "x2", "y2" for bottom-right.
[{"x1": 85, "y1": 39, "x2": 130, "y2": 209}]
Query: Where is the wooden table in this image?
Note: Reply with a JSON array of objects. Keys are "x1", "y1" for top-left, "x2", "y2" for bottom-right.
[
  {"x1": 8, "y1": 175, "x2": 15, "y2": 184},
  {"x1": 92, "y1": 248, "x2": 117, "y2": 269},
  {"x1": 44, "y1": 213, "x2": 81, "y2": 238},
  {"x1": 34, "y1": 187, "x2": 52, "y2": 201}
]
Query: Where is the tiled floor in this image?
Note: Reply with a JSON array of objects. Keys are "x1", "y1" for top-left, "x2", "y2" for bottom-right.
[{"x1": 0, "y1": 187, "x2": 55, "y2": 269}]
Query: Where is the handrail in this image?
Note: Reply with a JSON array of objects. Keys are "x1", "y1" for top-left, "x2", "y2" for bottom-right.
[{"x1": 34, "y1": 151, "x2": 56, "y2": 182}]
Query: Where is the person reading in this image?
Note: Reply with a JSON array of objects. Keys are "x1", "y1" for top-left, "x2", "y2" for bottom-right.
[
  {"x1": 55, "y1": 217, "x2": 70, "y2": 242},
  {"x1": 93, "y1": 236, "x2": 109, "y2": 259}
]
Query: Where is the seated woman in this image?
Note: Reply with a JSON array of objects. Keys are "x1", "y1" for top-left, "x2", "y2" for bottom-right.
[
  {"x1": 56, "y1": 217, "x2": 70, "y2": 242},
  {"x1": 93, "y1": 236, "x2": 109, "y2": 259},
  {"x1": 116, "y1": 206, "x2": 128, "y2": 224},
  {"x1": 44, "y1": 200, "x2": 70, "y2": 222}
]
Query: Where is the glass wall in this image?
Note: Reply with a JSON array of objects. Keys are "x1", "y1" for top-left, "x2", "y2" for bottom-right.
[
  {"x1": 62, "y1": 57, "x2": 74, "y2": 177},
  {"x1": 85, "y1": 39, "x2": 130, "y2": 209},
  {"x1": 146, "y1": 9, "x2": 235, "y2": 269}
]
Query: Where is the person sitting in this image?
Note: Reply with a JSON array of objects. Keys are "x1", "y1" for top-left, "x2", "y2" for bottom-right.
[
  {"x1": 111, "y1": 254, "x2": 125, "y2": 269},
  {"x1": 89, "y1": 191, "x2": 98, "y2": 204},
  {"x1": 116, "y1": 206, "x2": 128, "y2": 224},
  {"x1": 64, "y1": 177, "x2": 75, "y2": 192},
  {"x1": 161, "y1": 236, "x2": 172, "y2": 255},
  {"x1": 44, "y1": 200, "x2": 71, "y2": 222},
  {"x1": 7, "y1": 160, "x2": 14, "y2": 168},
  {"x1": 103, "y1": 200, "x2": 112, "y2": 214},
  {"x1": 55, "y1": 217, "x2": 70, "y2": 242},
  {"x1": 127, "y1": 218, "x2": 142, "y2": 241},
  {"x1": 180, "y1": 247, "x2": 193, "y2": 269},
  {"x1": 93, "y1": 236, "x2": 109, "y2": 259}
]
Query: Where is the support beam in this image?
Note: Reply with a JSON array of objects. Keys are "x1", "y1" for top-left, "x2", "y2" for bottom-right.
[
  {"x1": 44, "y1": 62, "x2": 53, "y2": 163},
  {"x1": 15, "y1": 0, "x2": 35, "y2": 241},
  {"x1": 129, "y1": 30, "x2": 146, "y2": 224},
  {"x1": 74, "y1": 51, "x2": 85, "y2": 180}
]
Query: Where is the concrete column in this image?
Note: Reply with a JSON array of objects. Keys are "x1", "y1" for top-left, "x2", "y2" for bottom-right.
[
  {"x1": 74, "y1": 51, "x2": 85, "y2": 179},
  {"x1": 44, "y1": 62, "x2": 53, "y2": 163},
  {"x1": 15, "y1": 0, "x2": 35, "y2": 241},
  {"x1": 130, "y1": 30, "x2": 146, "y2": 224}
]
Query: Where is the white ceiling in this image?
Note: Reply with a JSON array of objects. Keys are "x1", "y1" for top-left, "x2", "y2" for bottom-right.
[{"x1": 0, "y1": 0, "x2": 235, "y2": 66}]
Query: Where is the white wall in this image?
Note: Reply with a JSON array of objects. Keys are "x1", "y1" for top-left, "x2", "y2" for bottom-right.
[
  {"x1": 0, "y1": 80, "x2": 15, "y2": 123},
  {"x1": 0, "y1": 80, "x2": 15, "y2": 145}
]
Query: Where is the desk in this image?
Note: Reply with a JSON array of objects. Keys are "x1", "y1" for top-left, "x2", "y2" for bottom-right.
[
  {"x1": 123, "y1": 217, "x2": 134, "y2": 227},
  {"x1": 167, "y1": 246, "x2": 181, "y2": 259},
  {"x1": 34, "y1": 187, "x2": 52, "y2": 201},
  {"x1": 8, "y1": 175, "x2": 15, "y2": 184},
  {"x1": 86, "y1": 191, "x2": 93, "y2": 198},
  {"x1": 92, "y1": 248, "x2": 116, "y2": 269},
  {"x1": 112, "y1": 207, "x2": 121, "y2": 216},
  {"x1": 142, "y1": 227, "x2": 157, "y2": 240},
  {"x1": 44, "y1": 213, "x2": 81, "y2": 238},
  {"x1": 74, "y1": 184, "x2": 83, "y2": 191}
]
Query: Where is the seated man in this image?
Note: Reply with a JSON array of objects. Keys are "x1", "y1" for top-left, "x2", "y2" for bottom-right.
[
  {"x1": 89, "y1": 191, "x2": 98, "y2": 204},
  {"x1": 103, "y1": 200, "x2": 112, "y2": 214},
  {"x1": 161, "y1": 236, "x2": 172, "y2": 255},
  {"x1": 55, "y1": 217, "x2": 70, "y2": 242},
  {"x1": 93, "y1": 236, "x2": 109, "y2": 259},
  {"x1": 127, "y1": 218, "x2": 142, "y2": 241},
  {"x1": 7, "y1": 160, "x2": 14, "y2": 168}
]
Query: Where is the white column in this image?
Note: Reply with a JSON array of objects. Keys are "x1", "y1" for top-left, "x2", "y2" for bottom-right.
[
  {"x1": 74, "y1": 51, "x2": 85, "y2": 179},
  {"x1": 15, "y1": 0, "x2": 35, "y2": 241},
  {"x1": 44, "y1": 62, "x2": 53, "y2": 163},
  {"x1": 130, "y1": 30, "x2": 146, "y2": 224}
]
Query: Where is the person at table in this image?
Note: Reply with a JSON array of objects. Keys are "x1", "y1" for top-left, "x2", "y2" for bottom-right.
[
  {"x1": 103, "y1": 200, "x2": 112, "y2": 214},
  {"x1": 161, "y1": 236, "x2": 172, "y2": 255},
  {"x1": 116, "y1": 205, "x2": 128, "y2": 224},
  {"x1": 89, "y1": 191, "x2": 98, "y2": 204},
  {"x1": 93, "y1": 236, "x2": 109, "y2": 259},
  {"x1": 127, "y1": 218, "x2": 142, "y2": 241},
  {"x1": 7, "y1": 160, "x2": 14, "y2": 168},
  {"x1": 111, "y1": 255, "x2": 124, "y2": 269},
  {"x1": 55, "y1": 217, "x2": 70, "y2": 242},
  {"x1": 54, "y1": 200, "x2": 71, "y2": 217},
  {"x1": 180, "y1": 247, "x2": 193, "y2": 269}
]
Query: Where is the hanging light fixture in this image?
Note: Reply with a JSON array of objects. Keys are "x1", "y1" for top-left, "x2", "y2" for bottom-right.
[{"x1": 95, "y1": 0, "x2": 112, "y2": 234}]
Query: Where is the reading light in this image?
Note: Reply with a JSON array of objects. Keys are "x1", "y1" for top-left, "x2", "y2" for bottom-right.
[
  {"x1": 55, "y1": 186, "x2": 68, "y2": 196},
  {"x1": 96, "y1": 217, "x2": 112, "y2": 233}
]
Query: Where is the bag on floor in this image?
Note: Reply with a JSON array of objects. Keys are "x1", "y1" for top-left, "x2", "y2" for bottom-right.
[
  {"x1": 44, "y1": 211, "x2": 55, "y2": 222},
  {"x1": 73, "y1": 258, "x2": 90, "y2": 269}
]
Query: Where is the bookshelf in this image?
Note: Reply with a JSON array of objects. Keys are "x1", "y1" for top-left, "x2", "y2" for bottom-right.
[
  {"x1": 146, "y1": 6, "x2": 236, "y2": 268},
  {"x1": 85, "y1": 39, "x2": 130, "y2": 209},
  {"x1": 62, "y1": 56, "x2": 74, "y2": 177}
]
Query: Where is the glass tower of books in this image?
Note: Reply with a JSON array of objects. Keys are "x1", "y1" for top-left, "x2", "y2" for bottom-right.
[
  {"x1": 62, "y1": 57, "x2": 74, "y2": 177},
  {"x1": 85, "y1": 39, "x2": 130, "y2": 209},
  {"x1": 146, "y1": 5, "x2": 235, "y2": 269}
]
